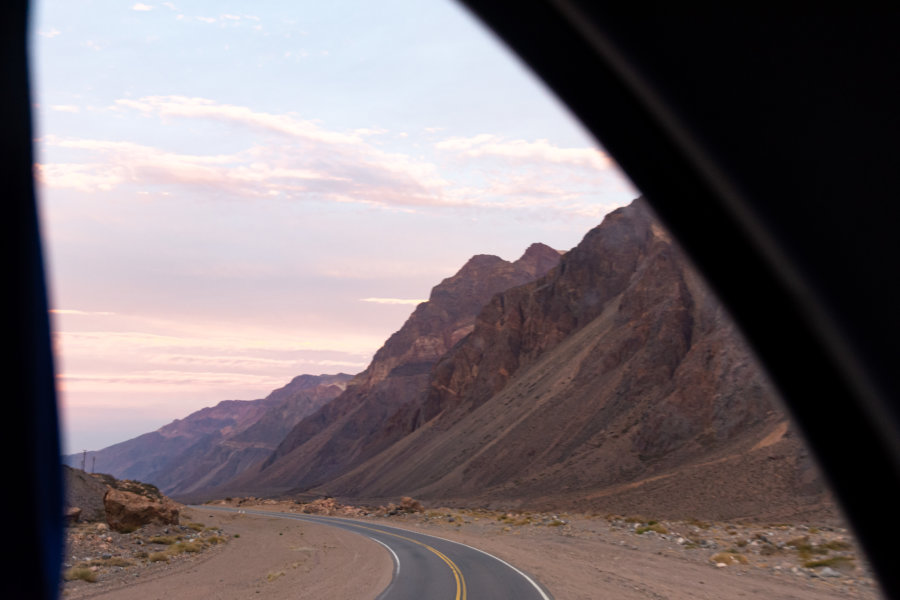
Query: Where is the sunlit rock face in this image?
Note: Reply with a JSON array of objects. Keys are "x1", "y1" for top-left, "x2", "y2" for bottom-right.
[
  {"x1": 226, "y1": 242, "x2": 563, "y2": 496},
  {"x1": 316, "y1": 200, "x2": 832, "y2": 522}
]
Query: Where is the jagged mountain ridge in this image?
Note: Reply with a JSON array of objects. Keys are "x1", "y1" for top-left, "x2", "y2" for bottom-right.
[
  {"x1": 67, "y1": 373, "x2": 352, "y2": 493},
  {"x1": 200, "y1": 243, "x2": 563, "y2": 499},
  {"x1": 229, "y1": 199, "x2": 829, "y2": 521}
]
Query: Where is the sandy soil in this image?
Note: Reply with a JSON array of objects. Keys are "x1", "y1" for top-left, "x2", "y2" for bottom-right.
[{"x1": 61, "y1": 507, "x2": 392, "y2": 600}]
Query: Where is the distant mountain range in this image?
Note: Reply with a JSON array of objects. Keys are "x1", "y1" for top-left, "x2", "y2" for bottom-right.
[{"x1": 69, "y1": 199, "x2": 835, "y2": 522}]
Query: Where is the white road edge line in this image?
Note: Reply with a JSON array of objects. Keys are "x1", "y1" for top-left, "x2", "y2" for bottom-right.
[
  {"x1": 368, "y1": 536, "x2": 401, "y2": 578},
  {"x1": 203, "y1": 507, "x2": 550, "y2": 600},
  {"x1": 334, "y1": 517, "x2": 552, "y2": 600}
]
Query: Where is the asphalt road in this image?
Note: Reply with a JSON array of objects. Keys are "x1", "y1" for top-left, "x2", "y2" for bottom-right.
[{"x1": 202, "y1": 506, "x2": 552, "y2": 600}]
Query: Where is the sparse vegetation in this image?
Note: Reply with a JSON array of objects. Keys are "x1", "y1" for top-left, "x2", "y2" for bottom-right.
[
  {"x1": 77, "y1": 557, "x2": 134, "y2": 568},
  {"x1": 548, "y1": 519, "x2": 566, "y2": 527},
  {"x1": 63, "y1": 567, "x2": 98, "y2": 583},
  {"x1": 148, "y1": 552, "x2": 169, "y2": 562},
  {"x1": 624, "y1": 515, "x2": 647, "y2": 524},
  {"x1": 687, "y1": 518, "x2": 711, "y2": 529},
  {"x1": 148, "y1": 535, "x2": 178, "y2": 545},
  {"x1": 822, "y1": 539, "x2": 852, "y2": 551},
  {"x1": 636, "y1": 523, "x2": 668, "y2": 535},
  {"x1": 711, "y1": 552, "x2": 748, "y2": 565},
  {"x1": 804, "y1": 556, "x2": 855, "y2": 569},
  {"x1": 186, "y1": 522, "x2": 205, "y2": 531}
]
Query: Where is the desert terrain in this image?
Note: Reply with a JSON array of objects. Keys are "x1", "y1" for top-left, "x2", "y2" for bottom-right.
[{"x1": 62, "y1": 498, "x2": 883, "y2": 599}]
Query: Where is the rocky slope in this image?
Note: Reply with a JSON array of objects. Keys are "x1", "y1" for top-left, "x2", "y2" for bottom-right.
[
  {"x1": 67, "y1": 373, "x2": 351, "y2": 494},
  {"x1": 307, "y1": 200, "x2": 830, "y2": 521},
  {"x1": 207, "y1": 243, "x2": 562, "y2": 498}
]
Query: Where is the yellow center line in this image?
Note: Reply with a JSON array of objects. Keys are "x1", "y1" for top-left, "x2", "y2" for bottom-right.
[{"x1": 344, "y1": 521, "x2": 467, "y2": 600}]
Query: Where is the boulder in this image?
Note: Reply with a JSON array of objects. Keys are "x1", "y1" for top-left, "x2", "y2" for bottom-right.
[{"x1": 103, "y1": 488, "x2": 179, "y2": 532}]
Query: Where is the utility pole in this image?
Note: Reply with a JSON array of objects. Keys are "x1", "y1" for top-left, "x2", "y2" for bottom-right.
[
  {"x1": 91, "y1": 456, "x2": 96, "y2": 474},
  {"x1": 81, "y1": 449, "x2": 86, "y2": 471}
]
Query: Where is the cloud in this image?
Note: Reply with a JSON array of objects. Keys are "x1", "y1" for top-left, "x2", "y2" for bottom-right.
[
  {"x1": 132, "y1": 3, "x2": 154, "y2": 11},
  {"x1": 50, "y1": 309, "x2": 116, "y2": 316},
  {"x1": 35, "y1": 162, "x2": 122, "y2": 192},
  {"x1": 54, "y1": 328, "x2": 384, "y2": 356},
  {"x1": 436, "y1": 134, "x2": 612, "y2": 170},
  {"x1": 40, "y1": 96, "x2": 453, "y2": 208},
  {"x1": 36, "y1": 95, "x2": 633, "y2": 219},
  {"x1": 360, "y1": 297, "x2": 426, "y2": 305},
  {"x1": 57, "y1": 370, "x2": 283, "y2": 388},
  {"x1": 50, "y1": 105, "x2": 80, "y2": 113},
  {"x1": 39, "y1": 28, "x2": 61, "y2": 38}
]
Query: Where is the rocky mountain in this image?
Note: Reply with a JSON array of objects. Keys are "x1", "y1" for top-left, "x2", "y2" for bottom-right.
[
  {"x1": 67, "y1": 373, "x2": 352, "y2": 494},
  {"x1": 221, "y1": 199, "x2": 830, "y2": 522},
  {"x1": 202, "y1": 243, "x2": 563, "y2": 499}
]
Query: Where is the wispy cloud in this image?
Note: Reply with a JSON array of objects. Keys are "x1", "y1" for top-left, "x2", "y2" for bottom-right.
[
  {"x1": 39, "y1": 28, "x2": 61, "y2": 39},
  {"x1": 50, "y1": 309, "x2": 116, "y2": 316},
  {"x1": 132, "y1": 3, "x2": 154, "y2": 11},
  {"x1": 39, "y1": 96, "x2": 452, "y2": 208},
  {"x1": 54, "y1": 329, "x2": 384, "y2": 356},
  {"x1": 360, "y1": 297, "x2": 426, "y2": 305},
  {"x1": 36, "y1": 96, "x2": 631, "y2": 218},
  {"x1": 436, "y1": 134, "x2": 612, "y2": 170},
  {"x1": 49, "y1": 105, "x2": 80, "y2": 113}
]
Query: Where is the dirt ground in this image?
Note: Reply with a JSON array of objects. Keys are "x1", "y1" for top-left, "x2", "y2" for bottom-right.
[
  {"x1": 61, "y1": 501, "x2": 886, "y2": 599},
  {"x1": 60, "y1": 507, "x2": 392, "y2": 599}
]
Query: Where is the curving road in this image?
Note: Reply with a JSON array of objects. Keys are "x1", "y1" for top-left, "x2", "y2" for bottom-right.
[{"x1": 202, "y1": 506, "x2": 552, "y2": 600}]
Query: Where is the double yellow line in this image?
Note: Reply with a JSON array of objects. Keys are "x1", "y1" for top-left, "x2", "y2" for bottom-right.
[{"x1": 352, "y1": 522, "x2": 468, "y2": 600}]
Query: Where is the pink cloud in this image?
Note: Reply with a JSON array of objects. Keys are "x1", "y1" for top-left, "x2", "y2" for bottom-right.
[{"x1": 436, "y1": 134, "x2": 612, "y2": 170}]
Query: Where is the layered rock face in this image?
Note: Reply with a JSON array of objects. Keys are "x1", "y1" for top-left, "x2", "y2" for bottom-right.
[
  {"x1": 314, "y1": 200, "x2": 828, "y2": 521},
  {"x1": 216, "y1": 244, "x2": 562, "y2": 497}
]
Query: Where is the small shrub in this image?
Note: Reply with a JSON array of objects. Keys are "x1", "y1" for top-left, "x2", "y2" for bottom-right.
[
  {"x1": 636, "y1": 523, "x2": 668, "y2": 535},
  {"x1": 233, "y1": 533, "x2": 240, "y2": 538},
  {"x1": 148, "y1": 536, "x2": 178, "y2": 545},
  {"x1": 168, "y1": 541, "x2": 202, "y2": 554},
  {"x1": 186, "y1": 522, "x2": 205, "y2": 532},
  {"x1": 687, "y1": 518, "x2": 711, "y2": 529},
  {"x1": 710, "y1": 552, "x2": 748, "y2": 565},
  {"x1": 64, "y1": 567, "x2": 97, "y2": 583},
  {"x1": 624, "y1": 515, "x2": 647, "y2": 524},
  {"x1": 822, "y1": 540, "x2": 852, "y2": 551},
  {"x1": 805, "y1": 555, "x2": 854, "y2": 569},
  {"x1": 148, "y1": 552, "x2": 169, "y2": 562},
  {"x1": 134, "y1": 551, "x2": 148, "y2": 559},
  {"x1": 548, "y1": 519, "x2": 566, "y2": 527},
  {"x1": 736, "y1": 539, "x2": 748, "y2": 548}
]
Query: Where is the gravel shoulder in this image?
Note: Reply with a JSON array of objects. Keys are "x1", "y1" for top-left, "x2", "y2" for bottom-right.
[{"x1": 61, "y1": 507, "x2": 392, "y2": 600}]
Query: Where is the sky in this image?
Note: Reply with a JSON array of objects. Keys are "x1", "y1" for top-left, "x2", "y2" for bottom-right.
[{"x1": 31, "y1": 0, "x2": 638, "y2": 454}]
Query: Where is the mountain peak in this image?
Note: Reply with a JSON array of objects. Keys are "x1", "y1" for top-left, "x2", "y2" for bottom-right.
[{"x1": 514, "y1": 242, "x2": 561, "y2": 277}]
